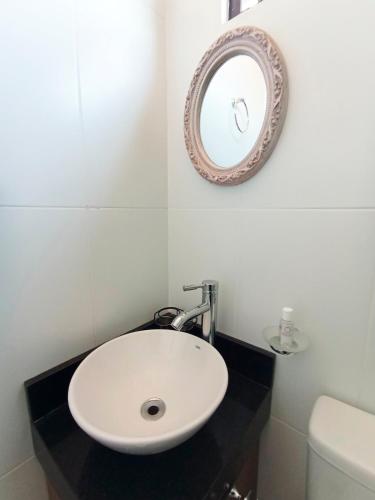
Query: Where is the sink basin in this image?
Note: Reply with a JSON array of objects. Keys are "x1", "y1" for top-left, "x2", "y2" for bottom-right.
[{"x1": 68, "y1": 329, "x2": 228, "y2": 455}]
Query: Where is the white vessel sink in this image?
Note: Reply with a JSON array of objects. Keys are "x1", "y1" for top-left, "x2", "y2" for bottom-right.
[{"x1": 68, "y1": 329, "x2": 228, "y2": 455}]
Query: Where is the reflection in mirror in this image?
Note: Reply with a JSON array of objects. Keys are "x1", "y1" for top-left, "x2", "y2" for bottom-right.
[{"x1": 200, "y1": 55, "x2": 267, "y2": 169}]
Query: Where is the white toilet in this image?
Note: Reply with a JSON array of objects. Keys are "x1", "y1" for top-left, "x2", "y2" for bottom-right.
[{"x1": 307, "y1": 396, "x2": 375, "y2": 500}]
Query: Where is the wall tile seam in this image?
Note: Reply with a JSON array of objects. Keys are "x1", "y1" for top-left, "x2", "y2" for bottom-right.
[
  {"x1": 83, "y1": 207, "x2": 97, "y2": 348},
  {"x1": 270, "y1": 415, "x2": 307, "y2": 439},
  {"x1": 0, "y1": 206, "x2": 168, "y2": 210},
  {"x1": 166, "y1": 209, "x2": 170, "y2": 304},
  {"x1": 71, "y1": 0, "x2": 86, "y2": 178},
  {"x1": 0, "y1": 455, "x2": 36, "y2": 482},
  {"x1": 167, "y1": 207, "x2": 375, "y2": 212}
]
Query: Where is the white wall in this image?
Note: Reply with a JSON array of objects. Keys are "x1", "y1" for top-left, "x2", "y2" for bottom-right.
[
  {"x1": 0, "y1": 0, "x2": 167, "y2": 497},
  {"x1": 166, "y1": 1, "x2": 375, "y2": 498}
]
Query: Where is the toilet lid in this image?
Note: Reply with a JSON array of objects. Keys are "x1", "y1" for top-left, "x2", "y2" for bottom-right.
[{"x1": 309, "y1": 396, "x2": 375, "y2": 493}]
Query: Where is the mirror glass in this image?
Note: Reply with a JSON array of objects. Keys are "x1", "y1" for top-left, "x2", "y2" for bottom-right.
[{"x1": 200, "y1": 55, "x2": 267, "y2": 169}]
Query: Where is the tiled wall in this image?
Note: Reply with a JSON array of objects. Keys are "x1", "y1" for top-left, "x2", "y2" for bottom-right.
[
  {"x1": 166, "y1": 1, "x2": 375, "y2": 498},
  {"x1": 0, "y1": 0, "x2": 167, "y2": 497}
]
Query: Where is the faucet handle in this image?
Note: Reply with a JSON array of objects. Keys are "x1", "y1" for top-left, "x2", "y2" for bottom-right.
[
  {"x1": 183, "y1": 280, "x2": 218, "y2": 293},
  {"x1": 183, "y1": 283, "x2": 204, "y2": 292}
]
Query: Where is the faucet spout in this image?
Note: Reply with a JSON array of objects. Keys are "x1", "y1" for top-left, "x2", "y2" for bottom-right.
[
  {"x1": 171, "y1": 280, "x2": 218, "y2": 345},
  {"x1": 171, "y1": 302, "x2": 210, "y2": 331}
]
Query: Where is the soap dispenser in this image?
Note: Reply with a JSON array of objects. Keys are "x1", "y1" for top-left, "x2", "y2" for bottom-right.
[
  {"x1": 263, "y1": 307, "x2": 309, "y2": 356},
  {"x1": 279, "y1": 306, "x2": 295, "y2": 350}
]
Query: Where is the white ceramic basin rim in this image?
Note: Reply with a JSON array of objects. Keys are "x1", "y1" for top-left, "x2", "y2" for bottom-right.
[{"x1": 68, "y1": 329, "x2": 228, "y2": 454}]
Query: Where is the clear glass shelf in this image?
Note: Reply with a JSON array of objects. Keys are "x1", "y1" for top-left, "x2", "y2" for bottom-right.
[{"x1": 263, "y1": 326, "x2": 309, "y2": 356}]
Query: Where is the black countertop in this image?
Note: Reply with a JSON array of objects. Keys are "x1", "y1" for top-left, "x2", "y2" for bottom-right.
[{"x1": 25, "y1": 321, "x2": 275, "y2": 500}]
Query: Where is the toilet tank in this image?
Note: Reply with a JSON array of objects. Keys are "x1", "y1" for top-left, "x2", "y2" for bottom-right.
[{"x1": 307, "y1": 396, "x2": 375, "y2": 500}]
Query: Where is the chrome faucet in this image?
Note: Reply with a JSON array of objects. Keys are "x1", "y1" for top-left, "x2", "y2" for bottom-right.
[{"x1": 171, "y1": 280, "x2": 218, "y2": 345}]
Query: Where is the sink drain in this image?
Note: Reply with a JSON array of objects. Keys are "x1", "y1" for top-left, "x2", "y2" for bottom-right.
[{"x1": 141, "y1": 397, "x2": 166, "y2": 421}]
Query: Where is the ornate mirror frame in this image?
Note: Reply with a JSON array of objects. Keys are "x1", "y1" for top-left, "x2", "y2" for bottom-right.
[{"x1": 184, "y1": 26, "x2": 288, "y2": 186}]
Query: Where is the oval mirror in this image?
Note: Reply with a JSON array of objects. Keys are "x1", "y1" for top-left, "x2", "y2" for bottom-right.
[
  {"x1": 200, "y1": 54, "x2": 267, "y2": 169},
  {"x1": 184, "y1": 27, "x2": 288, "y2": 186}
]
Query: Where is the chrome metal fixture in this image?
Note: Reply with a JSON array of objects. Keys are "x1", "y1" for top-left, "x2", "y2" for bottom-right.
[
  {"x1": 140, "y1": 397, "x2": 166, "y2": 421},
  {"x1": 232, "y1": 97, "x2": 249, "y2": 133},
  {"x1": 171, "y1": 280, "x2": 218, "y2": 345},
  {"x1": 225, "y1": 485, "x2": 253, "y2": 499}
]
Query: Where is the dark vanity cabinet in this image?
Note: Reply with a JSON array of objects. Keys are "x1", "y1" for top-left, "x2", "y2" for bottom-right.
[
  {"x1": 25, "y1": 321, "x2": 275, "y2": 500},
  {"x1": 46, "y1": 442, "x2": 260, "y2": 500}
]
